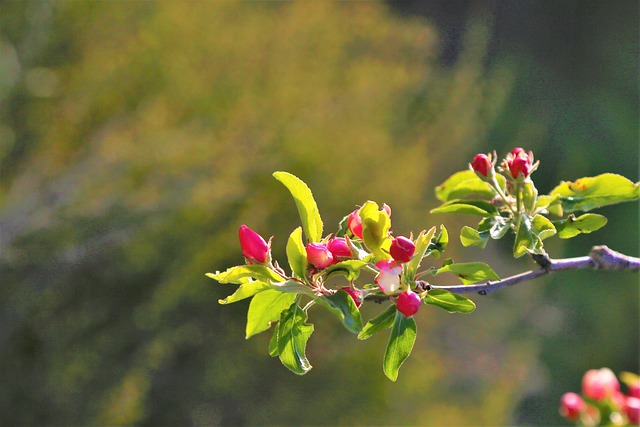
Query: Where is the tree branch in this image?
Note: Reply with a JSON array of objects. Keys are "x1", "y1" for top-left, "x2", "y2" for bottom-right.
[{"x1": 427, "y1": 246, "x2": 639, "y2": 295}]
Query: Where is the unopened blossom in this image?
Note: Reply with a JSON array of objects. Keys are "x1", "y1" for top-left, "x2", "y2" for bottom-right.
[
  {"x1": 582, "y1": 368, "x2": 620, "y2": 401},
  {"x1": 396, "y1": 289, "x2": 421, "y2": 317},
  {"x1": 390, "y1": 236, "x2": 415, "y2": 263},
  {"x1": 348, "y1": 209, "x2": 363, "y2": 239},
  {"x1": 374, "y1": 259, "x2": 402, "y2": 294},
  {"x1": 327, "y1": 237, "x2": 351, "y2": 261},
  {"x1": 559, "y1": 392, "x2": 585, "y2": 421},
  {"x1": 239, "y1": 225, "x2": 269, "y2": 264},
  {"x1": 306, "y1": 242, "x2": 334, "y2": 269},
  {"x1": 471, "y1": 153, "x2": 492, "y2": 177}
]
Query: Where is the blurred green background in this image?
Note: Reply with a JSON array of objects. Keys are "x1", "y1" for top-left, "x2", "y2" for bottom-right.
[{"x1": 1, "y1": 1, "x2": 637, "y2": 425}]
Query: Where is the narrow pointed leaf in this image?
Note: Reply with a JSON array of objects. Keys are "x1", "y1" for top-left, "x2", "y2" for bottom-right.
[
  {"x1": 358, "y1": 304, "x2": 397, "y2": 340},
  {"x1": 549, "y1": 173, "x2": 639, "y2": 213},
  {"x1": 207, "y1": 265, "x2": 285, "y2": 284},
  {"x1": 383, "y1": 311, "x2": 417, "y2": 382},
  {"x1": 286, "y1": 227, "x2": 308, "y2": 279},
  {"x1": 554, "y1": 213, "x2": 608, "y2": 239},
  {"x1": 218, "y1": 280, "x2": 271, "y2": 305},
  {"x1": 269, "y1": 326, "x2": 280, "y2": 357},
  {"x1": 406, "y1": 226, "x2": 436, "y2": 281},
  {"x1": 246, "y1": 289, "x2": 296, "y2": 339},
  {"x1": 424, "y1": 289, "x2": 476, "y2": 313},
  {"x1": 273, "y1": 171, "x2": 323, "y2": 242},
  {"x1": 277, "y1": 302, "x2": 314, "y2": 375},
  {"x1": 436, "y1": 262, "x2": 499, "y2": 285}
]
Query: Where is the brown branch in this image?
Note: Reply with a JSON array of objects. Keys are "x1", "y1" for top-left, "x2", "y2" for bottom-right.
[{"x1": 427, "y1": 245, "x2": 639, "y2": 295}]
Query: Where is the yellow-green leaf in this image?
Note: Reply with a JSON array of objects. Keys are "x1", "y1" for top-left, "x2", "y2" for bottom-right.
[{"x1": 273, "y1": 171, "x2": 323, "y2": 242}]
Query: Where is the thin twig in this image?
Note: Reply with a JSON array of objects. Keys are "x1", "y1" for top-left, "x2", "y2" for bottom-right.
[{"x1": 428, "y1": 245, "x2": 639, "y2": 295}]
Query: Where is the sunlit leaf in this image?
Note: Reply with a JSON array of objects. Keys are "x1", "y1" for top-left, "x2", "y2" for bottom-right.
[
  {"x1": 207, "y1": 265, "x2": 285, "y2": 284},
  {"x1": 317, "y1": 290, "x2": 363, "y2": 334},
  {"x1": 273, "y1": 171, "x2": 323, "y2": 242},
  {"x1": 286, "y1": 227, "x2": 307, "y2": 279},
  {"x1": 436, "y1": 262, "x2": 499, "y2": 285},
  {"x1": 424, "y1": 289, "x2": 476, "y2": 313},
  {"x1": 325, "y1": 260, "x2": 368, "y2": 281},
  {"x1": 359, "y1": 201, "x2": 392, "y2": 260},
  {"x1": 459, "y1": 226, "x2": 488, "y2": 248},
  {"x1": 549, "y1": 173, "x2": 639, "y2": 213},
  {"x1": 246, "y1": 290, "x2": 296, "y2": 339},
  {"x1": 218, "y1": 280, "x2": 271, "y2": 304},
  {"x1": 383, "y1": 311, "x2": 417, "y2": 382},
  {"x1": 428, "y1": 225, "x2": 449, "y2": 258},
  {"x1": 434, "y1": 170, "x2": 505, "y2": 202},
  {"x1": 554, "y1": 213, "x2": 608, "y2": 239},
  {"x1": 406, "y1": 226, "x2": 436, "y2": 281},
  {"x1": 531, "y1": 214, "x2": 556, "y2": 241},
  {"x1": 358, "y1": 304, "x2": 396, "y2": 340},
  {"x1": 276, "y1": 302, "x2": 314, "y2": 375},
  {"x1": 430, "y1": 200, "x2": 498, "y2": 216}
]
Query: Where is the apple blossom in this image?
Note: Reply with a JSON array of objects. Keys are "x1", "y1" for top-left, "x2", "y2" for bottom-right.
[{"x1": 239, "y1": 225, "x2": 269, "y2": 264}]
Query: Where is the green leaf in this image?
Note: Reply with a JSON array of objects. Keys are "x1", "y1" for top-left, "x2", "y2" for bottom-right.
[
  {"x1": 554, "y1": 213, "x2": 608, "y2": 239},
  {"x1": 359, "y1": 201, "x2": 392, "y2": 259},
  {"x1": 459, "y1": 226, "x2": 489, "y2": 248},
  {"x1": 207, "y1": 265, "x2": 285, "y2": 284},
  {"x1": 428, "y1": 225, "x2": 449, "y2": 258},
  {"x1": 245, "y1": 289, "x2": 297, "y2": 339},
  {"x1": 269, "y1": 327, "x2": 280, "y2": 357},
  {"x1": 436, "y1": 262, "x2": 499, "y2": 285},
  {"x1": 531, "y1": 214, "x2": 556, "y2": 241},
  {"x1": 549, "y1": 173, "x2": 639, "y2": 213},
  {"x1": 317, "y1": 290, "x2": 363, "y2": 334},
  {"x1": 383, "y1": 311, "x2": 417, "y2": 382},
  {"x1": 273, "y1": 171, "x2": 323, "y2": 242},
  {"x1": 430, "y1": 200, "x2": 498, "y2": 216},
  {"x1": 358, "y1": 304, "x2": 397, "y2": 340},
  {"x1": 276, "y1": 302, "x2": 314, "y2": 375},
  {"x1": 435, "y1": 170, "x2": 505, "y2": 202},
  {"x1": 286, "y1": 227, "x2": 307, "y2": 279},
  {"x1": 424, "y1": 289, "x2": 476, "y2": 313},
  {"x1": 405, "y1": 226, "x2": 436, "y2": 281},
  {"x1": 218, "y1": 280, "x2": 271, "y2": 304},
  {"x1": 513, "y1": 215, "x2": 556, "y2": 257},
  {"x1": 325, "y1": 260, "x2": 368, "y2": 281},
  {"x1": 485, "y1": 216, "x2": 510, "y2": 239}
]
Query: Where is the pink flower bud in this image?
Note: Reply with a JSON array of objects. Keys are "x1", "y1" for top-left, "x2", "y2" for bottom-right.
[
  {"x1": 374, "y1": 259, "x2": 402, "y2": 294},
  {"x1": 582, "y1": 368, "x2": 620, "y2": 401},
  {"x1": 390, "y1": 236, "x2": 415, "y2": 263},
  {"x1": 239, "y1": 225, "x2": 269, "y2": 264},
  {"x1": 506, "y1": 148, "x2": 533, "y2": 179},
  {"x1": 471, "y1": 153, "x2": 492, "y2": 177},
  {"x1": 348, "y1": 209, "x2": 363, "y2": 238},
  {"x1": 628, "y1": 383, "x2": 640, "y2": 399},
  {"x1": 396, "y1": 289, "x2": 421, "y2": 317},
  {"x1": 624, "y1": 396, "x2": 640, "y2": 424},
  {"x1": 327, "y1": 237, "x2": 351, "y2": 261},
  {"x1": 341, "y1": 287, "x2": 362, "y2": 308},
  {"x1": 306, "y1": 242, "x2": 334, "y2": 269},
  {"x1": 383, "y1": 203, "x2": 392, "y2": 218},
  {"x1": 559, "y1": 392, "x2": 585, "y2": 421}
]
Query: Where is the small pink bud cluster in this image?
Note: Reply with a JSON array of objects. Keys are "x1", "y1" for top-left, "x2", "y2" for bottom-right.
[
  {"x1": 559, "y1": 368, "x2": 639, "y2": 425},
  {"x1": 505, "y1": 147, "x2": 534, "y2": 179}
]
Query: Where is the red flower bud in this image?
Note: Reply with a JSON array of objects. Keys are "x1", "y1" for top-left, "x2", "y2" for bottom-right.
[
  {"x1": 559, "y1": 392, "x2": 585, "y2": 421},
  {"x1": 390, "y1": 236, "x2": 415, "y2": 263},
  {"x1": 471, "y1": 153, "x2": 492, "y2": 177},
  {"x1": 327, "y1": 237, "x2": 351, "y2": 261},
  {"x1": 396, "y1": 289, "x2": 421, "y2": 317},
  {"x1": 628, "y1": 383, "x2": 640, "y2": 399},
  {"x1": 348, "y1": 209, "x2": 363, "y2": 238},
  {"x1": 306, "y1": 242, "x2": 334, "y2": 269},
  {"x1": 506, "y1": 148, "x2": 533, "y2": 179},
  {"x1": 625, "y1": 396, "x2": 640, "y2": 424},
  {"x1": 582, "y1": 368, "x2": 620, "y2": 401},
  {"x1": 239, "y1": 225, "x2": 269, "y2": 263},
  {"x1": 341, "y1": 287, "x2": 362, "y2": 308}
]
